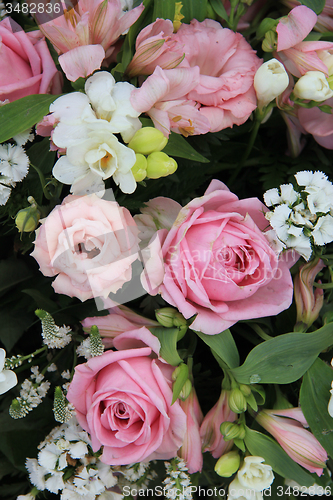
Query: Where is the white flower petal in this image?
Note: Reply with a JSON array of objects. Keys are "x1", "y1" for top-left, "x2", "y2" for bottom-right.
[
  {"x1": 312, "y1": 214, "x2": 333, "y2": 245},
  {"x1": 263, "y1": 188, "x2": 280, "y2": 207},
  {"x1": 0, "y1": 369, "x2": 17, "y2": 394},
  {"x1": 53, "y1": 156, "x2": 89, "y2": 185}
]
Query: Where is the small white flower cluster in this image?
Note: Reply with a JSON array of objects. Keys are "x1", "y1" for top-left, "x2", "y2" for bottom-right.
[
  {"x1": 26, "y1": 417, "x2": 120, "y2": 500},
  {"x1": 37, "y1": 310, "x2": 72, "y2": 349},
  {"x1": 264, "y1": 171, "x2": 333, "y2": 260},
  {"x1": 117, "y1": 461, "x2": 157, "y2": 494},
  {"x1": 163, "y1": 459, "x2": 192, "y2": 500},
  {"x1": 77, "y1": 338, "x2": 93, "y2": 360},
  {"x1": 48, "y1": 71, "x2": 141, "y2": 196},
  {"x1": 9, "y1": 366, "x2": 50, "y2": 418}
]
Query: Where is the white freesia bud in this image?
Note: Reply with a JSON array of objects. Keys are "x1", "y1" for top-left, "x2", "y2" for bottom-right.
[
  {"x1": 328, "y1": 380, "x2": 333, "y2": 418},
  {"x1": 254, "y1": 59, "x2": 289, "y2": 108},
  {"x1": 293, "y1": 71, "x2": 333, "y2": 102}
]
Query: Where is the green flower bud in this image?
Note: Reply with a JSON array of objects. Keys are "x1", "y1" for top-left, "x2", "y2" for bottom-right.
[
  {"x1": 15, "y1": 206, "x2": 40, "y2": 232},
  {"x1": 128, "y1": 127, "x2": 168, "y2": 155},
  {"x1": 156, "y1": 307, "x2": 179, "y2": 328},
  {"x1": 220, "y1": 422, "x2": 240, "y2": 441},
  {"x1": 262, "y1": 30, "x2": 277, "y2": 52},
  {"x1": 146, "y1": 152, "x2": 178, "y2": 179},
  {"x1": 214, "y1": 450, "x2": 241, "y2": 477},
  {"x1": 179, "y1": 379, "x2": 192, "y2": 400},
  {"x1": 173, "y1": 312, "x2": 187, "y2": 328},
  {"x1": 229, "y1": 388, "x2": 247, "y2": 414},
  {"x1": 239, "y1": 384, "x2": 252, "y2": 397},
  {"x1": 131, "y1": 154, "x2": 147, "y2": 182},
  {"x1": 172, "y1": 365, "x2": 182, "y2": 382}
]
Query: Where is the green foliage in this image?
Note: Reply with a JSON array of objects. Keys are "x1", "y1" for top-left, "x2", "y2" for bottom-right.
[
  {"x1": 151, "y1": 326, "x2": 183, "y2": 365},
  {"x1": 301, "y1": 0, "x2": 326, "y2": 14},
  {"x1": 195, "y1": 329, "x2": 240, "y2": 369},
  {"x1": 181, "y1": 0, "x2": 208, "y2": 23},
  {"x1": 0, "y1": 95, "x2": 60, "y2": 143}
]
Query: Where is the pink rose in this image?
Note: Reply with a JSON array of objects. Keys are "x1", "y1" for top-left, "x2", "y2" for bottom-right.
[
  {"x1": 0, "y1": 17, "x2": 61, "y2": 102},
  {"x1": 67, "y1": 328, "x2": 187, "y2": 465},
  {"x1": 139, "y1": 180, "x2": 297, "y2": 335},
  {"x1": 31, "y1": 194, "x2": 140, "y2": 301}
]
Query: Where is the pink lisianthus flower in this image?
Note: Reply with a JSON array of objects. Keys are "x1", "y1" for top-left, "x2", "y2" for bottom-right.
[
  {"x1": 34, "y1": 0, "x2": 144, "y2": 81},
  {"x1": 131, "y1": 19, "x2": 261, "y2": 135},
  {"x1": 256, "y1": 408, "x2": 328, "y2": 476},
  {"x1": 31, "y1": 194, "x2": 140, "y2": 301},
  {"x1": 66, "y1": 327, "x2": 187, "y2": 466},
  {"x1": 0, "y1": 17, "x2": 61, "y2": 102},
  {"x1": 137, "y1": 180, "x2": 298, "y2": 335},
  {"x1": 178, "y1": 386, "x2": 204, "y2": 474},
  {"x1": 200, "y1": 390, "x2": 236, "y2": 458},
  {"x1": 126, "y1": 19, "x2": 185, "y2": 77}
]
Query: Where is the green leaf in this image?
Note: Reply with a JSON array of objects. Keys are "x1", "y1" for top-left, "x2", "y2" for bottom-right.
[
  {"x1": 153, "y1": 0, "x2": 176, "y2": 21},
  {"x1": 21, "y1": 289, "x2": 58, "y2": 314},
  {"x1": 244, "y1": 428, "x2": 314, "y2": 487},
  {"x1": 256, "y1": 18, "x2": 278, "y2": 40},
  {"x1": 172, "y1": 363, "x2": 189, "y2": 404},
  {"x1": 230, "y1": 324, "x2": 333, "y2": 384},
  {"x1": 162, "y1": 131, "x2": 209, "y2": 163},
  {"x1": 195, "y1": 329, "x2": 239, "y2": 369},
  {"x1": 181, "y1": 0, "x2": 208, "y2": 23},
  {"x1": 0, "y1": 310, "x2": 33, "y2": 351},
  {"x1": 300, "y1": 358, "x2": 333, "y2": 457},
  {"x1": 246, "y1": 392, "x2": 258, "y2": 412},
  {"x1": 0, "y1": 94, "x2": 61, "y2": 143},
  {"x1": 0, "y1": 258, "x2": 33, "y2": 298},
  {"x1": 209, "y1": 0, "x2": 228, "y2": 21},
  {"x1": 301, "y1": 0, "x2": 326, "y2": 15},
  {"x1": 151, "y1": 327, "x2": 183, "y2": 366}
]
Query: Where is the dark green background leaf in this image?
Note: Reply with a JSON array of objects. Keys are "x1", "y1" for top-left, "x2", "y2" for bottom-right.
[
  {"x1": 300, "y1": 358, "x2": 333, "y2": 457},
  {"x1": 181, "y1": 0, "x2": 208, "y2": 23},
  {"x1": 162, "y1": 131, "x2": 209, "y2": 163},
  {"x1": 196, "y1": 329, "x2": 239, "y2": 369},
  {"x1": 301, "y1": 0, "x2": 326, "y2": 15},
  {"x1": 230, "y1": 324, "x2": 333, "y2": 384}
]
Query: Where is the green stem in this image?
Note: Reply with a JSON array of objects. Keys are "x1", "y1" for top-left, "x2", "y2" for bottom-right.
[{"x1": 250, "y1": 324, "x2": 273, "y2": 341}]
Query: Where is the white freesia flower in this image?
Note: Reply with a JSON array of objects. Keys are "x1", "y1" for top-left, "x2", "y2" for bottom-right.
[
  {"x1": 0, "y1": 143, "x2": 29, "y2": 182},
  {"x1": 53, "y1": 126, "x2": 137, "y2": 195},
  {"x1": 85, "y1": 71, "x2": 141, "y2": 142},
  {"x1": 254, "y1": 59, "x2": 289, "y2": 108},
  {"x1": 238, "y1": 457, "x2": 274, "y2": 491},
  {"x1": 228, "y1": 477, "x2": 263, "y2": 500},
  {"x1": 0, "y1": 348, "x2": 17, "y2": 394},
  {"x1": 293, "y1": 71, "x2": 333, "y2": 102}
]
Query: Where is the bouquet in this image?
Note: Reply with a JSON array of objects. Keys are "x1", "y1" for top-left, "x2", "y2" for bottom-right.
[{"x1": 1, "y1": 1, "x2": 333, "y2": 499}]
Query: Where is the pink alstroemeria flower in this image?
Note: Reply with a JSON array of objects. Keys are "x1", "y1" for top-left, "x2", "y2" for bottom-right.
[
  {"x1": 282, "y1": 0, "x2": 333, "y2": 33},
  {"x1": 34, "y1": 0, "x2": 144, "y2": 81},
  {"x1": 126, "y1": 19, "x2": 185, "y2": 77},
  {"x1": 275, "y1": 6, "x2": 333, "y2": 78},
  {"x1": 294, "y1": 258, "x2": 324, "y2": 329},
  {"x1": 256, "y1": 408, "x2": 328, "y2": 476},
  {"x1": 200, "y1": 390, "x2": 236, "y2": 458},
  {"x1": 178, "y1": 386, "x2": 204, "y2": 474}
]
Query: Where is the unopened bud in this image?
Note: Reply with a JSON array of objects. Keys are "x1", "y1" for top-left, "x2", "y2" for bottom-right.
[
  {"x1": 128, "y1": 127, "x2": 168, "y2": 155},
  {"x1": 15, "y1": 206, "x2": 40, "y2": 233},
  {"x1": 239, "y1": 384, "x2": 252, "y2": 397},
  {"x1": 179, "y1": 379, "x2": 192, "y2": 400},
  {"x1": 214, "y1": 450, "x2": 241, "y2": 477},
  {"x1": 131, "y1": 153, "x2": 147, "y2": 182},
  {"x1": 89, "y1": 325, "x2": 104, "y2": 357},
  {"x1": 254, "y1": 59, "x2": 289, "y2": 109},
  {"x1": 228, "y1": 388, "x2": 247, "y2": 414},
  {"x1": 294, "y1": 71, "x2": 333, "y2": 102},
  {"x1": 156, "y1": 307, "x2": 179, "y2": 328},
  {"x1": 220, "y1": 422, "x2": 240, "y2": 441},
  {"x1": 146, "y1": 152, "x2": 178, "y2": 179},
  {"x1": 262, "y1": 30, "x2": 278, "y2": 52}
]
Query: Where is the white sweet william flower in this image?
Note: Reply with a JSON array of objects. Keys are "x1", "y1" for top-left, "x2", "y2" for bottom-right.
[
  {"x1": 85, "y1": 71, "x2": 141, "y2": 142},
  {"x1": 266, "y1": 204, "x2": 291, "y2": 240},
  {"x1": 293, "y1": 71, "x2": 333, "y2": 102},
  {"x1": 53, "y1": 126, "x2": 137, "y2": 195},
  {"x1": 0, "y1": 179, "x2": 12, "y2": 205},
  {"x1": 0, "y1": 348, "x2": 17, "y2": 394},
  {"x1": 312, "y1": 214, "x2": 333, "y2": 245},
  {"x1": 295, "y1": 170, "x2": 330, "y2": 191},
  {"x1": 254, "y1": 58, "x2": 289, "y2": 108},
  {"x1": 0, "y1": 143, "x2": 29, "y2": 182}
]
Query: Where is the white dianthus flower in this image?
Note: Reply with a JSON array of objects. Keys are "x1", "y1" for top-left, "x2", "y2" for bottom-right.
[
  {"x1": 0, "y1": 143, "x2": 29, "y2": 182},
  {"x1": 26, "y1": 458, "x2": 47, "y2": 490},
  {"x1": 0, "y1": 179, "x2": 12, "y2": 206},
  {"x1": 312, "y1": 214, "x2": 333, "y2": 245}
]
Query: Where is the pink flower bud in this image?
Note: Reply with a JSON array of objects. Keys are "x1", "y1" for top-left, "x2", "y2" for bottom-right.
[
  {"x1": 256, "y1": 408, "x2": 328, "y2": 476},
  {"x1": 294, "y1": 258, "x2": 324, "y2": 330},
  {"x1": 178, "y1": 386, "x2": 203, "y2": 473},
  {"x1": 200, "y1": 390, "x2": 236, "y2": 458}
]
